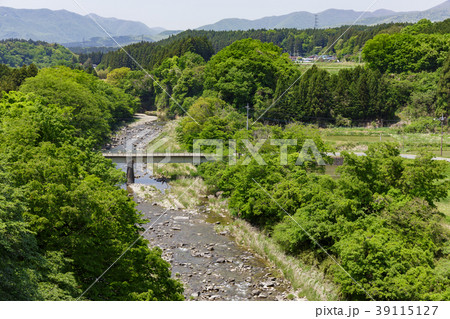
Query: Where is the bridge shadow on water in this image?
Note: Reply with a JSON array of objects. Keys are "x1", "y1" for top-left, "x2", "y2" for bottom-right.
[{"x1": 113, "y1": 162, "x2": 170, "y2": 193}]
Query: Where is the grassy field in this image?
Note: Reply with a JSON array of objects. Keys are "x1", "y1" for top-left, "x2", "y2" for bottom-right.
[
  {"x1": 321, "y1": 127, "x2": 450, "y2": 158},
  {"x1": 298, "y1": 62, "x2": 364, "y2": 74}
]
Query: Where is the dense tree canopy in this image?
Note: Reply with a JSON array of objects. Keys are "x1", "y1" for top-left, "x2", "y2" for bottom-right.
[
  {"x1": 98, "y1": 22, "x2": 413, "y2": 72},
  {"x1": 100, "y1": 36, "x2": 214, "y2": 71},
  {"x1": 0, "y1": 39, "x2": 75, "y2": 68},
  {"x1": 259, "y1": 65, "x2": 402, "y2": 123},
  {"x1": 20, "y1": 67, "x2": 138, "y2": 145},
  {"x1": 97, "y1": 19, "x2": 450, "y2": 124},
  {"x1": 0, "y1": 64, "x2": 38, "y2": 93},
  {"x1": 0, "y1": 168, "x2": 80, "y2": 301},
  {"x1": 363, "y1": 32, "x2": 450, "y2": 73},
  {"x1": 204, "y1": 38, "x2": 295, "y2": 109},
  {"x1": 152, "y1": 23, "x2": 410, "y2": 60},
  {"x1": 0, "y1": 68, "x2": 184, "y2": 300}
]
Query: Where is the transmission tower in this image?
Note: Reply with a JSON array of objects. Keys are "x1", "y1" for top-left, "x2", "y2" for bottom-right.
[{"x1": 314, "y1": 14, "x2": 319, "y2": 30}]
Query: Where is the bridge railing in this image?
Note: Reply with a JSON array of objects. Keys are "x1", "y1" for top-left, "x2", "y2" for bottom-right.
[{"x1": 101, "y1": 152, "x2": 216, "y2": 157}]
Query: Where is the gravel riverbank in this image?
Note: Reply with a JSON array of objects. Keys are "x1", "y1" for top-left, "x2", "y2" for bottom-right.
[{"x1": 106, "y1": 115, "x2": 301, "y2": 301}]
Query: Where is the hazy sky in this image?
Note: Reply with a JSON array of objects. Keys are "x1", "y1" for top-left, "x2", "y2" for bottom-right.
[{"x1": 0, "y1": 0, "x2": 446, "y2": 29}]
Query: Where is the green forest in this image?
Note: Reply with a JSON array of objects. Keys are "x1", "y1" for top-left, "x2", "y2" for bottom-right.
[
  {"x1": 0, "y1": 66, "x2": 184, "y2": 300},
  {"x1": 130, "y1": 18, "x2": 449, "y2": 300},
  {"x1": 98, "y1": 23, "x2": 410, "y2": 69},
  {"x1": 99, "y1": 19, "x2": 450, "y2": 126},
  {"x1": 0, "y1": 39, "x2": 75, "y2": 68},
  {"x1": 175, "y1": 97, "x2": 449, "y2": 300},
  {"x1": 167, "y1": 21, "x2": 450, "y2": 299},
  {"x1": 1, "y1": 16, "x2": 450, "y2": 302}
]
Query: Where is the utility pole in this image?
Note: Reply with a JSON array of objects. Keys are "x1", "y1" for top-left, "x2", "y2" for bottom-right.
[
  {"x1": 246, "y1": 104, "x2": 250, "y2": 130},
  {"x1": 440, "y1": 116, "x2": 446, "y2": 157}
]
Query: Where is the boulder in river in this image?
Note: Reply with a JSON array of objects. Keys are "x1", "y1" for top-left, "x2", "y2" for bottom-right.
[{"x1": 252, "y1": 289, "x2": 261, "y2": 296}]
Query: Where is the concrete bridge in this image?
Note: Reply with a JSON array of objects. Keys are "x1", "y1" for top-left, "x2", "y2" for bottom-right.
[
  {"x1": 102, "y1": 152, "x2": 222, "y2": 164},
  {"x1": 102, "y1": 152, "x2": 450, "y2": 165},
  {"x1": 103, "y1": 152, "x2": 222, "y2": 184},
  {"x1": 102, "y1": 152, "x2": 449, "y2": 184}
]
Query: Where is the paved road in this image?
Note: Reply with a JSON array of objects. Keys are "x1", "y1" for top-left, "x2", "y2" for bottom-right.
[{"x1": 326, "y1": 152, "x2": 450, "y2": 162}]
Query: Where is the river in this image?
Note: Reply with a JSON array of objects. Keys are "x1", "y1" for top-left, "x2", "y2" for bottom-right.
[{"x1": 104, "y1": 114, "x2": 296, "y2": 301}]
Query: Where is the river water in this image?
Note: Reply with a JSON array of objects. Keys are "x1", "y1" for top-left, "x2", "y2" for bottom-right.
[{"x1": 105, "y1": 115, "x2": 295, "y2": 301}]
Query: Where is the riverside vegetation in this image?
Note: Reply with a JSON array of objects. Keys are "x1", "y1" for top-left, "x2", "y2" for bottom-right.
[
  {"x1": 98, "y1": 19, "x2": 450, "y2": 128},
  {"x1": 134, "y1": 19, "x2": 449, "y2": 301},
  {"x1": 174, "y1": 98, "x2": 450, "y2": 301},
  {"x1": 0, "y1": 67, "x2": 183, "y2": 300}
]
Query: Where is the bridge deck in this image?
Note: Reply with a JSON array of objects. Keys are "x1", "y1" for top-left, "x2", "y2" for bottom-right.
[{"x1": 102, "y1": 152, "x2": 450, "y2": 164}]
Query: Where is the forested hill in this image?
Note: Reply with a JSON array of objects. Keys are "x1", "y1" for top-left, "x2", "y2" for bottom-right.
[
  {"x1": 98, "y1": 23, "x2": 409, "y2": 70},
  {"x1": 99, "y1": 36, "x2": 214, "y2": 70},
  {"x1": 0, "y1": 7, "x2": 161, "y2": 44},
  {"x1": 98, "y1": 19, "x2": 450, "y2": 71},
  {"x1": 160, "y1": 24, "x2": 407, "y2": 56},
  {"x1": 0, "y1": 39, "x2": 75, "y2": 68},
  {"x1": 97, "y1": 18, "x2": 450, "y2": 126}
]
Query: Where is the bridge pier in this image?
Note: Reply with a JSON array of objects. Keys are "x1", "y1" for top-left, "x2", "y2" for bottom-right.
[{"x1": 127, "y1": 160, "x2": 135, "y2": 185}]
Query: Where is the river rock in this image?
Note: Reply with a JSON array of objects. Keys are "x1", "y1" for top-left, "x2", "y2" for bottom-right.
[
  {"x1": 209, "y1": 295, "x2": 221, "y2": 301},
  {"x1": 252, "y1": 289, "x2": 261, "y2": 296}
]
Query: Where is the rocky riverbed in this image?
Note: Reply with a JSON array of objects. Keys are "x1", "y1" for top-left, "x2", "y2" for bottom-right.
[
  {"x1": 106, "y1": 114, "x2": 300, "y2": 301},
  {"x1": 135, "y1": 200, "x2": 297, "y2": 301},
  {"x1": 105, "y1": 114, "x2": 163, "y2": 152}
]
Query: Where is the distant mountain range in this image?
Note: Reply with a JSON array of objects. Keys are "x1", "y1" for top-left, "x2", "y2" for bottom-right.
[
  {"x1": 197, "y1": 0, "x2": 450, "y2": 31},
  {"x1": 0, "y1": 7, "x2": 173, "y2": 45},
  {"x1": 0, "y1": 1, "x2": 449, "y2": 49}
]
